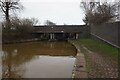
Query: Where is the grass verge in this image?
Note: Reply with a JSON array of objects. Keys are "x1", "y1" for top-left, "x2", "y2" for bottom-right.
[{"x1": 79, "y1": 38, "x2": 118, "y2": 60}]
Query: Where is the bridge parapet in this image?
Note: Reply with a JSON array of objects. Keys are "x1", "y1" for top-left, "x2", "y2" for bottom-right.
[
  {"x1": 33, "y1": 25, "x2": 90, "y2": 40},
  {"x1": 34, "y1": 25, "x2": 89, "y2": 33}
]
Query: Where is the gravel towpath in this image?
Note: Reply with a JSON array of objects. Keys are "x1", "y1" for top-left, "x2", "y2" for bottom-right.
[{"x1": 82, "y1": 45, "x2": 118, "y2": 78}]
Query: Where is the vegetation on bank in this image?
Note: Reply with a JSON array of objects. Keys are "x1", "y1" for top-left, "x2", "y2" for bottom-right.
[
  {"x1": 70, "y1": 38, "x2": 118, "y2": 73},
  {"x1": 79, "y1": 38, "x2": 118, "y2": 59},
  {"x1": 2, "y1": 17, "x2": 38, "y2": 43},
  {"x1": 0, "y1": 1, "x2": 39, "y2": 43}
]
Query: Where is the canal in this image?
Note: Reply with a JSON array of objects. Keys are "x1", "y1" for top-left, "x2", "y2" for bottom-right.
[{"x1": 1, "y1": 41, "x2": 77, "y2": 78}]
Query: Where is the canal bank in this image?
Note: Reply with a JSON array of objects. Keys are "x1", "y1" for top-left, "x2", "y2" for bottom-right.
[
  {"x1": 68, "y1": 40, "x2": 88, "y2": 78},
  {"x1": 3, "y1": 38, "x2": 41, "y2": 44},
  {"x1": 69, "y1": 39, "x2": 118, "y2": 78}
]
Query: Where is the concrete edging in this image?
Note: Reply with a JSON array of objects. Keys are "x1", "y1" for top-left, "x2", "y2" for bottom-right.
[{"x1": 68, "y1": 40, "x2": 88, "y2": 78}]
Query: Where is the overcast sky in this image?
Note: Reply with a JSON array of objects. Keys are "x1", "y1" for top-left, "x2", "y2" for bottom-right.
[
  {"x1": 19, "y1": 0, "x2": 85, "y2": 25},
  {"x1": 0, "y1": 0, "x2": 117, "y2": 25}
]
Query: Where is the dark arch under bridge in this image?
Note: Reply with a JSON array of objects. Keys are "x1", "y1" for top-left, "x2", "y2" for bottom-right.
[{"x1": 33, "y1": 25, "x2": 89, "y2": 40}]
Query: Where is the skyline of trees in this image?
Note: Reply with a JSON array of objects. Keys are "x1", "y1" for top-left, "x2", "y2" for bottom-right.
[
  {"x1": 44, "y1": 20, "x2": 56, "y2": 25},
  {"x1": 80, "y1": 0, "x2": 120, "y2": 25}
]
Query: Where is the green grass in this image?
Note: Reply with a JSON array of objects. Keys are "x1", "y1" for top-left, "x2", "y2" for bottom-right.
[{"x1": 79, "y1": 38, "x2": 118, "y2": 59}]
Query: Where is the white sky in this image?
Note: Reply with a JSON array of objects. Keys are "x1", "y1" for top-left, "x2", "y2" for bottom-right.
[{"x1": 19, "y1": 0, "x2": 85, "y2": 25}]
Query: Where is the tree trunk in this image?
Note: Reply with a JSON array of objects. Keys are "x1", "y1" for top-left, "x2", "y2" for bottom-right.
[{"x1": 5, "y1": 2, "x2": 10, "y2": 28}]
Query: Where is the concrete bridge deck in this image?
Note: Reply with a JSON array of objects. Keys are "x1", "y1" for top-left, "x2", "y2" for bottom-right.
[{"x1": 33, "y1": 25, "x2": 89, "y2": 40}]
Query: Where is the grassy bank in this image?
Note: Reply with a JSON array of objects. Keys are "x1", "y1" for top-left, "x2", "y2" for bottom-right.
[
  {"x1": 69, "y1": 38, "x2": 118, "y2": 78},
  {"x1": 79, "y1": 38, "x2": 118, "y2": 59}
]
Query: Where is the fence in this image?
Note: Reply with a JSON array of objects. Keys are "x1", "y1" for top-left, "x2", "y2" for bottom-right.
[{"x1": 90, "y1": 21, "x2": 120, "y2": 48}]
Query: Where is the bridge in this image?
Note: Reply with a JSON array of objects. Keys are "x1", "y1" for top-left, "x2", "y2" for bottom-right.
[{"x1": 33, "y1": 25, "x2": 89, "y2": 40}]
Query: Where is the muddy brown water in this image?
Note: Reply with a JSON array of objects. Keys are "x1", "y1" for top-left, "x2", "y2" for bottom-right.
[{"x1": 1, "y1": 41, "x2": 77, "y2": 78}]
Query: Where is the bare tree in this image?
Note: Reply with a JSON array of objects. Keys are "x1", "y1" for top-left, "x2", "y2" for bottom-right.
[
  {"x1": 80, "y1": 0, "x2": 100, "y2": 25},
  {"x1": 44, "y1": 20, "x2": 56, "y2": 26},
  {"x1": 0, "y1": 0, "x2": 23, "y2": 24},
  {"x1": 2, "y1": 17, "x2": 39, "y2": 41},
  {"x1": 80, "y1": 0, "x2": 120, "y2": 25}
]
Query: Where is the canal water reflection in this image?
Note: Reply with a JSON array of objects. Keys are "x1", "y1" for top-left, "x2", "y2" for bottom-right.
[{"x1": 2, "y1": 41, "x2": 77, "y2": 78}]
